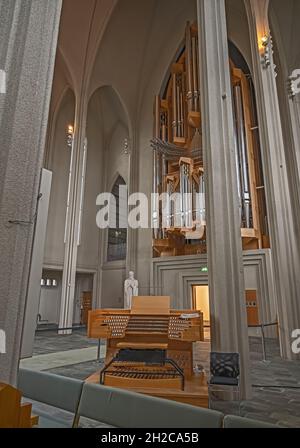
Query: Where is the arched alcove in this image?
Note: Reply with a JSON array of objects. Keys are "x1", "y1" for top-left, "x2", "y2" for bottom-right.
[
  {"x1": 107, "y1": 175, "x2": 128, "y2": 262},
  {"x1": 44, "y1": 88, "x2": 76, "y2": 267},
  {"x1": 77, "y1": 85, "x2": 130, "y2": 309}
]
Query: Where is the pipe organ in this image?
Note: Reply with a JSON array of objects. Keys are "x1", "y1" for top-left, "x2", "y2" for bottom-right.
[
  {"x1": 87, "y1": 296, "x2": 208, "y2": 408},
  {"x1": 152, "y1": 22, "x2": 269, "y2": 258}
]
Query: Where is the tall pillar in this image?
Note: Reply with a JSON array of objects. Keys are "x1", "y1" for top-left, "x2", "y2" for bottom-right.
[
  {"x1": 285, "y1": 74, "x2": 300, "y2": 236},
  {"x1": 244, "y1": 0, "x2": 300, "y2": 360},
  {"x1": 0, "y1": 0, "x2": 62, "y2": 384},
  {"x1": 126, "y1": 127, "x2": 139, "y2": 276},
  {"x1": 59, "y1": 100, "x2": 88, "y2": 334},
  {"x1": 197, "y1": 0, "x2": 251, "y2": 397}
]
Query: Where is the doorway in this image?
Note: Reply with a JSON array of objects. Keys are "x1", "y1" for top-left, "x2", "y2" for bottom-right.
[
  {"x1": 192, "y1": 285, "x2": 210, "y2": 323},
  {"x1": 192, "y1": 285, "x2": 210, "y2": 342}
]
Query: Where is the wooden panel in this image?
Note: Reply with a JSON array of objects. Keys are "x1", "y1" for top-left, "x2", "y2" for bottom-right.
[
  {"x1": 0, "y1": 383, "x2": 38, "y2": 428},
  {"x1": 131, "y1": 296, "x2": 171, "y2": 315},
  {"x1": 19, "y1": 403, "x2": 33, "y2": 428},
  {"x1": 246, "y1": 290, "x2": 259, "y2": 326},
  {"x1": 0, "y1": 383, "x2": 21, "y2": 428},
  {"x1": 86, "y1": 371, "x2": 208, "y2": 409},
  {"x1": 81, "y1": 291, "x2": 92, "y2": 326}
]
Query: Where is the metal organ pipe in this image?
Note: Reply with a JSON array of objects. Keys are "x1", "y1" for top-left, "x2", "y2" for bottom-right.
[
  {"x1": 153, "y1": 96, "x2": 165, "y2": 238},
  {"x1": 176, "y1": 81, "x2": 181, "y2": 137},
  {"x1": 199, "y1": 172, "x2": 205, "y2": 223},
  {"x1": 195, "y1": 37, "x2": 199, "y2": 103},
  {"x1": 192, "y1": 37, "x2": 198, "y2": 112},
  {"x1": 155, "y1": 96, "x2": 160, "y2": 139},
  {"x1": 234, "y1": 85, "x2": 251, "y2": 228},
  {"x1": 162, "y1": 112, "x2": 167, "y2": 141},
  {"x1": 180, "y1": 162, "x2": 192, "y2": 228},
  {"x1": 186, "y1": 23, "x2": 193, "y2": 113},
  {"x1": 233, "y1": 98, "x2": 243, "y2": 225},
  {"x1": 172, "y1": 74, "x2": 178, "y2": 139},
  {"x1": 167, "y1": 179, "x2": 174, "y2": 228},
  {"x1": 180, "y1": 90, "x2": 184, "y2": 138}
]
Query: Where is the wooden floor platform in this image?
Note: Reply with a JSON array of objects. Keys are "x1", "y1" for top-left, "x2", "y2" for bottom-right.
[{"x1": 86, "y1": 371, "x2": 209, "y2": 408}]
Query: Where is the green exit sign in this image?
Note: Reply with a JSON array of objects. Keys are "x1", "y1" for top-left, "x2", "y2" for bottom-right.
[{"x1": 201, "y1": 267, "x2": 208, "y2": 273}]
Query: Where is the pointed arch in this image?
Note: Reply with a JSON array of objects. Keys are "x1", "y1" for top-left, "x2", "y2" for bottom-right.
[{"x1": 107, "y1": 174, "x2": 128, "y2": 262}]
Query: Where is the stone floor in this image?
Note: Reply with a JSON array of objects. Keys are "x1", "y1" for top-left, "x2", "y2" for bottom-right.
[
  {"x1": 33, "y1": 328, "x2": 99, "y2": 356},
  {"x1": 24, "y1": 328, "x2": 300, "y2": 428}
]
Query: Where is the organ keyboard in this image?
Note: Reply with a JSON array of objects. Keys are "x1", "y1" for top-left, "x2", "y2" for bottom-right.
[{"x1": 87, "y1": 296, "x2": 208, "y2": 407}]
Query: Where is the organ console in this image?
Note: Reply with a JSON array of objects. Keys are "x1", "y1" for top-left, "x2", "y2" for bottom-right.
[
  {"x1": 152, "y1": 22, "x2": 270, "y2": 257},
  {"x1": 87, "y1": 296, "x2": 209, "y2": 408}
]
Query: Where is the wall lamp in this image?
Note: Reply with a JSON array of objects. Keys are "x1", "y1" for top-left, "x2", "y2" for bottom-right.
[
  {"x1": 259, "y1": 34, "x2": 272, "y2": 69},
  {"x1": 67, "y1": 124, "x2": 74, "y2": 148}
]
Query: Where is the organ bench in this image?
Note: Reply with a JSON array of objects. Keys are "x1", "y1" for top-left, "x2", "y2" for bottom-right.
[{"x1": 87, "y1": 296, "x2": 209, "y2": 408}]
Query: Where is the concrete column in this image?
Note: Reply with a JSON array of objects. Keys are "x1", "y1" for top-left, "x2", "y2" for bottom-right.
[
  {"x1": 0, "y1": 0, "x2": 62, "y2": 384},
  {"x1": 244, "y1": 0, "x2": 300, "y2": 359},
  {"x1": 197, "y1": 0, "x2": 251, "y2": 398},
  {"x1": 126, "y1": 127, "x2": 139, "y2": 276},
  {"x1": 58, "y1": 100, "x2": 88, "y2": 335}
]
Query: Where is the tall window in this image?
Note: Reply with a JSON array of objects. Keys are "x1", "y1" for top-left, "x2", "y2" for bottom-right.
[{"x1": 107, "y1": 176, "x2": 127, "y2": 262}]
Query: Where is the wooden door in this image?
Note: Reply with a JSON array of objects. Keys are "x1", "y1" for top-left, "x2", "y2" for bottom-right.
[
  {"x1": 81, "y1": 291, "x2": 92, "y2": 326},
  {"x1": 245, "y1": 290, "x2": 259, "y2": 326}
]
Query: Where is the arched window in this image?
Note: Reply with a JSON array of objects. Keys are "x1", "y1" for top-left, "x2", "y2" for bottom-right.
[{"x1": 107, "y1": 175, "x2": 127, "y2": 262}]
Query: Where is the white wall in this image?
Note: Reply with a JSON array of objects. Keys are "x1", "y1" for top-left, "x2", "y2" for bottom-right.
[
  {"x1": 73, "y1": 274, "x2": 94, "y2": 324},
  {"x1": 152, "y1": 250, "x2": 277, "y2": 337},
  {"x1": 38, "y1": 270, "x2": 62, "y2": 325},
  {"x1": 77, "y1": 93, "x2": 103, "y2": 271},
  {"x1": 44, "y1": 89, "x2": 75, "y2": 267},
  {"x1": 101, "y1": 264, "x2": 126, "y2": 309}
]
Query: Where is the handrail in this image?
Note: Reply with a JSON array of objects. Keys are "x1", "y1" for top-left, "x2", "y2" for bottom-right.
[
  {"x1": 248, "y1": 322, "x2": 278, "y2": 328},
  {"x1": 248, "y1": 322, "x2": 278, "y2": 362}
]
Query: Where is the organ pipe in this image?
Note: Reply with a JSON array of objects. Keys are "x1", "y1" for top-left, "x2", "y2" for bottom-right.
[
  {"x1": 155, "y1": 95, "x2": 160, "y2": 139},
  {"x1": 186, "y1": 23, "x2": 193, "y2": 113},
  {"x1": 234, "y1": 85, "x2": 251, "y2": 228},
  {"x1": 151, "y1": 22, "x2": 268, "y2": 257},
  {"x1": 176, "y1": 81, "x2": 181, "y2": 137},
  {"x1": 172, "y1": 74, "x2": 178, "y2": 139},
  {"x1": 192, "y1": 37, "x2": 198, "y2": 111}
]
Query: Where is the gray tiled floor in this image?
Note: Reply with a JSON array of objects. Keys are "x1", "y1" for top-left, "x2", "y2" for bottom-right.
[
  {"x1": 32, "y1": 328, "x2": 300, "y2": 428},
  {"x1": 33, "y1": 328, "x2": 99, "y2": 355}
]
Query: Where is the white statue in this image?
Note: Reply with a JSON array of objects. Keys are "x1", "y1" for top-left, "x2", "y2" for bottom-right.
[{"x1": 124, "y1": 271, "x2": 138, "y2": 309}]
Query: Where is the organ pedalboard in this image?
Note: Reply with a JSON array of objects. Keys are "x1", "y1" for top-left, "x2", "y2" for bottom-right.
[{"x1": 88, "y1": 296, "x2": 204, "y2": 392}]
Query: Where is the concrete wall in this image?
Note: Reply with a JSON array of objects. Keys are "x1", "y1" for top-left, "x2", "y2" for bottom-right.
[
  {"x1": 44, "y1": 89, "x2": 75, "y2": 267},
  {"x1": 101, "y1": 263, "x2": 126, "y2": 309},
  {"x1": 152, "y1": 250, "x2": 277, "y2": 337},
  {"x1": 38, "y1": 270, "x2": 62, "y2": 324}
]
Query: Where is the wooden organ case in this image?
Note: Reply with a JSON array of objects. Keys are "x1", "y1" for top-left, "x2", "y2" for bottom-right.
[
  {"x1": 87, "y1": 296, "x2": 208, "y2": 408},
  {"x1": 152, "y1": 22, "x2": 270, "y2": 258}
]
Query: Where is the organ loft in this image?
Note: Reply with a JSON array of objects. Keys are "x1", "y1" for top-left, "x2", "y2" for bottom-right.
[{"x1": 152, "y1": 22, "x2": 269, "y2": 258}]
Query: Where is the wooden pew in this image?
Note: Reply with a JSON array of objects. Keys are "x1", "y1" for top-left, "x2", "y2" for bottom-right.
[{"x1": 0, "y1": 382, "x2": 39, "y2": 428}]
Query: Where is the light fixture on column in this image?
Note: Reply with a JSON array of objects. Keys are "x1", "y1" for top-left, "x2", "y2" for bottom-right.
[
  {"x1": 66, "y1": 124, "x2": 74, "y2": 148},
  {"x1": 124, "y1": 138, "x2": 130, "y2": 155},
  {"x1": 287, "y1": 70, "x2": 300, "y2": 99},
  {"x1": 259, "y1": 34, "x2": 272, "y2": 69}
]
